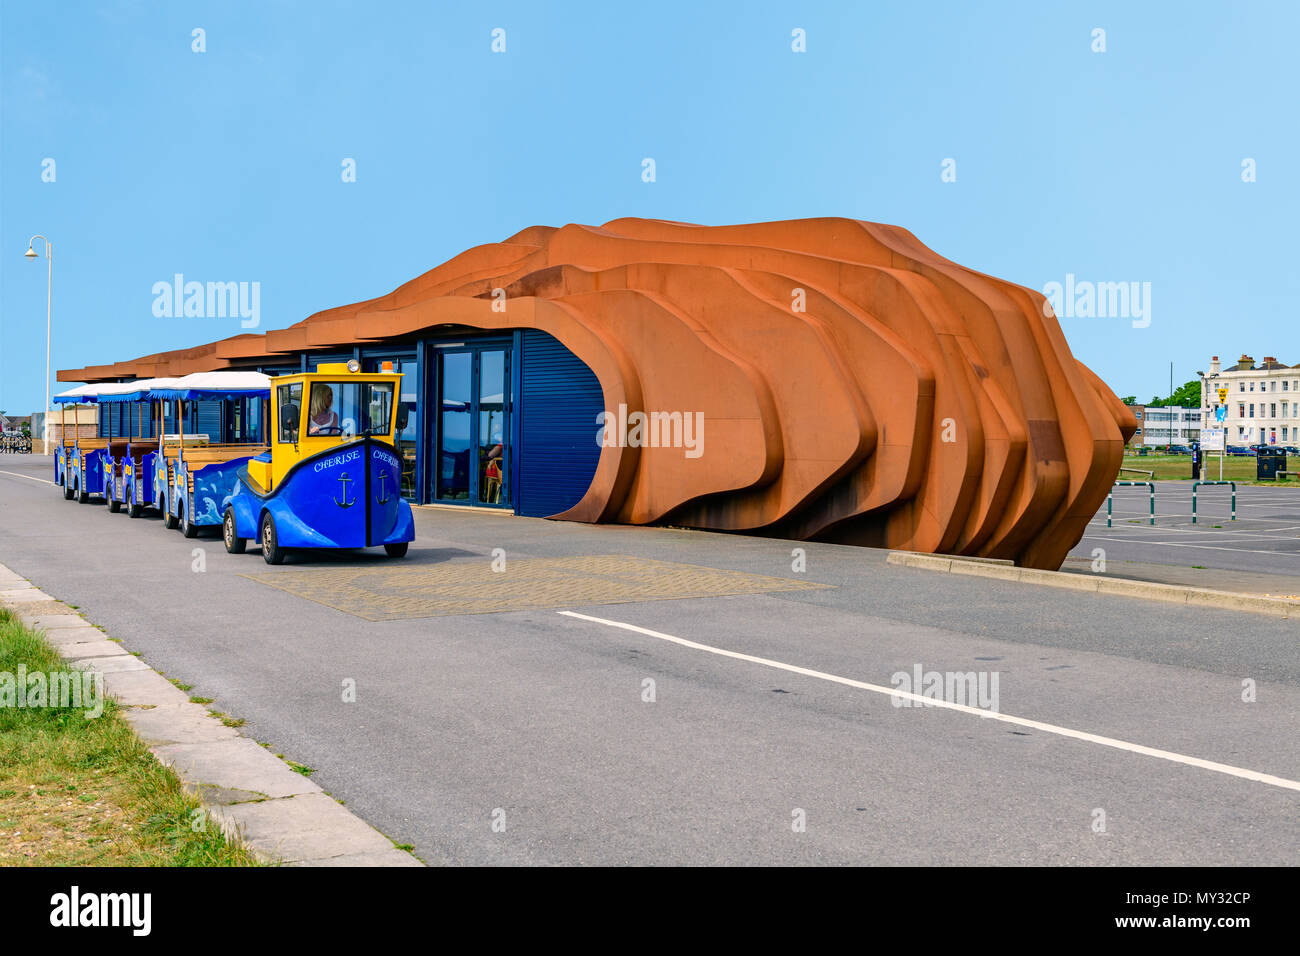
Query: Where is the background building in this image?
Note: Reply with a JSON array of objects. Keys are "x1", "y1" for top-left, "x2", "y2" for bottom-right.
[
  {"x1": 1125, "y1": 404, "x2": 1147, "y2": 449},
  {"x1": 45, "y1": 405, "x2": 97, "y2": 445},
  {"x1": 1201, "y1": 355, "x2": 1300, "y2": 446},
  {"x1": 1139, "y1": 406, "x2": 1200, "y2": 447}
]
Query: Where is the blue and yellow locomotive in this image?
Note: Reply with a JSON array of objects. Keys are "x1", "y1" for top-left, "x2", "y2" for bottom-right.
[{"x1": 220, "y1": 361, "x2": 414, "y2": 563}]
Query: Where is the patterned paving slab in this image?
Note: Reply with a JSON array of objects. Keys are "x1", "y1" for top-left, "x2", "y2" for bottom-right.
[{"x1": 240, "y1": 554, "x2": 832, "y2": 621}]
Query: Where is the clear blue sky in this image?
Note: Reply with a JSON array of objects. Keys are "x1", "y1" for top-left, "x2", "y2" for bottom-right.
[{"x1": 3, "y1": 0, "x2": 1296, "y2": 414}]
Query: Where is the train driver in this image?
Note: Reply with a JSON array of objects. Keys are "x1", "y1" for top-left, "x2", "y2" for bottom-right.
[{"x1": 308, "y1": 385, "x2": 340, "y2": 435}]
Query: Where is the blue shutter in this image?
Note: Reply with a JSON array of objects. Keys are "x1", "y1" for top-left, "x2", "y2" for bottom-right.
[
  {"x1": 517, "y1": 330, "x2": 604, "y2": 518},
  {"x1": 194, "y1": 400, "x2": 222, "y2": 442}
]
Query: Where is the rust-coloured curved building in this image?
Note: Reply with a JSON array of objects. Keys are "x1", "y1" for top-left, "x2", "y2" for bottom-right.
[{"x1": 61, "y1": 218, "x2": 1135, "y2": 569}]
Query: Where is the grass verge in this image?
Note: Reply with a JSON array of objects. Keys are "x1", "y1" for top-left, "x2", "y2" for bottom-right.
[
  {"x1": 1121, "y1": 454, "x2": 1299, "y2": 484},
  {"x1": 0, "y1": 607, "x2": 262, "y2": 866}
]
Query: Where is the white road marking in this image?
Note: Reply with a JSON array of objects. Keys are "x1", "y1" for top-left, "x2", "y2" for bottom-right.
[
  {"x1": 1088, "y1": 516, "x2": 1300, "y2": 534},
  {"x1": 1090, "y1": 530, "x2": 1300, "y2": 542},
  {"x1": 0, "y1": 470, "x2": 54, "y2": 485},
  {"x1": 1079, "y1": 534, "x2": 1300, "y2": 559},
  {"x1": 1085, "y1": 528, "x2": 1300, "y2": 541},
  {"x1": 558, "y1": 610, "x2": 1300, "y2": 794},
  {"x1": 1125, "y1": 539, "x2": 1296, "y2": 547}
]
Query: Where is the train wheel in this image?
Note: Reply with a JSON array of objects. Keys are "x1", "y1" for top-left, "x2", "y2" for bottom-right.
[
  {"x1": 384, "y1": 543, "x2": 409, "y2": 559},
  {"x1": 180, "y1": 503, "x2": 198, "y2": 538},
  {"x1": 260, "y1": 514, "x2": 284, "y2": 565},
  {"x1": 108, "y1": 496, "x2": 121, "y2": 513},
  {"x1": 223, "y1": 509, "x2": 246, "y2": 554},
  {"x1": 62, "y1": 477, "x2": 73, "y2": 500},
  {"x1": 76, "y1": 479, "x2": 88, "y2": 504},
  {"x1": 127, "y1": 499, "x2": 142, "y2": 519},
  {"x1": 163, "y1": 497, "x2": 178, "y2": 530}
]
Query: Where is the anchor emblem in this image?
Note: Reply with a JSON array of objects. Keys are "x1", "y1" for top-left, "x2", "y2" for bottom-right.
[
  {"x1": 376, "y1": 470, "x2": 392, "y2": 505},
  {"x1": 334, "y1": 471, "x2": 356, "y2": 509}
]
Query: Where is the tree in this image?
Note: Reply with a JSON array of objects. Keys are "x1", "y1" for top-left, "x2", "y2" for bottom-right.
[
  {"x1": 1148, "y1": 380, "x2": 1201, "y2": 408},
  {"x1": 1120, "y1": 396, "x2": 1137, "y2": 405}
]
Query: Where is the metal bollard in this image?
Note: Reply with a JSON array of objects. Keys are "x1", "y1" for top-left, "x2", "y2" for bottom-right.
[
  {"x1": 1191, "y1": 480, "x2": 1236, "y2": 524},
  {"x1": 1109, "y1": 481, "x2": 1156, "y2": 528}
]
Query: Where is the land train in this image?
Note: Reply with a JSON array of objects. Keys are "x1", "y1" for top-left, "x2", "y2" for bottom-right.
[{"x1": 52, "y1": 362, "x2": 414, "y2": 563}]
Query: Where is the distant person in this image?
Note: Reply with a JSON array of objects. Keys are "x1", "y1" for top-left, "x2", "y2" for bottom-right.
[{"x1": 308, "y1": 385, "x2": 339, "y2": 435}]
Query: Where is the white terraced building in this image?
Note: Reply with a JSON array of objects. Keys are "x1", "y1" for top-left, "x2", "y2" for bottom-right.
[{"x1": 1200, "y1": 355, "x2": 1300, "y2": 446}]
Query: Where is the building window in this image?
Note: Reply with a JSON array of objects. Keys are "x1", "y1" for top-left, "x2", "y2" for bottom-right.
[
  {"x1": 277, "y1": 383, "x2": 302, "y2": 443},
  {"x1": 1271, "y1": 403, "x2": 1277, "y2": 418},
  {"x1": 1249, "y1": 404, "x2": 1255, "y2": 418},
  {"x1": 1239, "y1": 404, "x2": 1246, "y2": 418}
]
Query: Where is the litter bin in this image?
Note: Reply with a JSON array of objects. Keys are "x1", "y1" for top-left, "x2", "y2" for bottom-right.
[{"x1": 1257, "y1": 446, "x2": 1285, "y2": 480}]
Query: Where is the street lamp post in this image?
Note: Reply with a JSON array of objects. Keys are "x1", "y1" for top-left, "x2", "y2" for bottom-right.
[{"x1": 24, "y1": 236, "x2": 52, "y2": 455}]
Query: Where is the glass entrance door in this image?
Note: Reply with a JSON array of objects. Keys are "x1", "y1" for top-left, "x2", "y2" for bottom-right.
[
  {"x1": 435, "y1": 346, "x2": 511, "y2": 506},
  {"x1": 363, "y1": 354, "x2": 419, "y2": 500},
  {"x1": 477, "y1": 350, "x2": 507, "y2": 504}
]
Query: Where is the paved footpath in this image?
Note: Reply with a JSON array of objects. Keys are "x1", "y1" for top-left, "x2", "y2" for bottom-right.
[
  {"x1": 0, "y1": 561, "x2": 421, "y2": 866},
  {"x1": 1, "y1": 456, "x2": 1297, "y2": 864}
]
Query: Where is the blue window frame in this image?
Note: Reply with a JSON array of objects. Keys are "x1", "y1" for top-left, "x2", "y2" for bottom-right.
[
  {"x1": 428, "y1": 337, "x2": 513, "y2": 508},
  {"x1": 362, "y1": 350, "x2": 419, "y2": 501}
]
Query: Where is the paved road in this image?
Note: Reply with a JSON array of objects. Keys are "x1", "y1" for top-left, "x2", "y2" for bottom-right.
[{"x1": 1, "y1": 456, "x2": 1297, "y2": 864}]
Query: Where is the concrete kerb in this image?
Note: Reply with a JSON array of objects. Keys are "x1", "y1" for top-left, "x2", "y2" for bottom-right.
[
  {"x1": 0, "y1": 562, "x2": 424, "y2": 867},
  {"x1": 886, "y1": 551, "x2": 1298, "y2": 617}
]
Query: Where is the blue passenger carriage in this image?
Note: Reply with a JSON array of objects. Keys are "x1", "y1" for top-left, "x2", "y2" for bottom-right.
[{"x1": 145, "y1": 373, "x2": 271, "y2": 537}]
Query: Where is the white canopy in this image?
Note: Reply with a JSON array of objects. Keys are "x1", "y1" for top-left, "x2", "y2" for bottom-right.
[
  {"x1": 52, "y1": 384, "x2": 104, "y2": 404},
  {"x1": 150, "y1": 372, "x2": 272, "y2": 401}
]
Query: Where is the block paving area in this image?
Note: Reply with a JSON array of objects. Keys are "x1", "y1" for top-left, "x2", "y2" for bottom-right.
[{"x1": 241, "y1": 554, "x2": 833, "y2": 621}]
